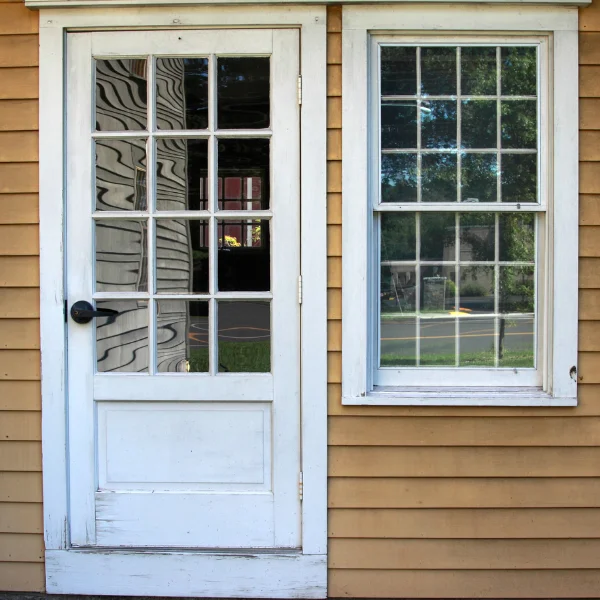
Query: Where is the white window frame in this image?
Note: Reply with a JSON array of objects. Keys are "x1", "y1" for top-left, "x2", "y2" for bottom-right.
[
  {"x1": 38, "y1": 5, "x2": 327, "y2": 597},
  {"x1": 342, "y1": 4, "x2": 579, "y2": 407}
]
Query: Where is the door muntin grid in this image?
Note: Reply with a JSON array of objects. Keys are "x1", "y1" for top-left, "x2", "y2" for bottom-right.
[{"x1": 92, "y1": 55, "x2": 273, "y2": 375}]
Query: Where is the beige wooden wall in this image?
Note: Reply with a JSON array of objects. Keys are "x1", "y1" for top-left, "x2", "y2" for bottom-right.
[
  {"x1": 327, "y1": 1, "x2": 600, "y2": 597},
  {"x1": 0, "y1": 0, "x2": 44, "y2": 592}
]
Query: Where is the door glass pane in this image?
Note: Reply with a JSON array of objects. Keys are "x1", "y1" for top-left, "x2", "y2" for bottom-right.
[
  {"x1": 155, "y1": 219, "x2": 209, "y2": 294},
  {"x1": 218, "y1": 219, "x2": 269, "y2": 291},
  {"x1": 218, "y1": 301, "x2": 271, "y2": 373},
  {"x1": 95, "y1": 219, "x2": 148, "y2": 292},
  {"x1": 217, "y1": 57, "x2": 270, "y2": 130},
  {"x1": 96, "y1": 139, "x2": 147, "y2": 211},
  {"x1": 156, "y1": 57, "x2": 209, "y2": 130},
  {"x1": 156, "y1": 138, "x2": 208, "y2": 211},
  {"x1": 218, "y1": 139, "x2": 269, "y2": 210},
  {"x1": 156, "y1": 299, "x2": 209, "y2": 372},
  {"x1": 96, "y1": 59, "x2": 147, "y2": 131},
  {"x1": 96, "y1": 300, "x2": 149, "y2": 373}
]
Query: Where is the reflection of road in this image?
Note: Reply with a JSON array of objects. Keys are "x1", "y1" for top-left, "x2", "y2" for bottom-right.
[
  {"x1": 381, "y1": 316, "x2": 534, "y2": 356},
  {"x1": 187, "y1": 301, "x2": 270, "y2": 349}
]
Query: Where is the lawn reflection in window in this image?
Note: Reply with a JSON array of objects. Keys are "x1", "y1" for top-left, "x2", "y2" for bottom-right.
[{"x1": 378, "y1": 44, "x2": 538, "y2": 368}]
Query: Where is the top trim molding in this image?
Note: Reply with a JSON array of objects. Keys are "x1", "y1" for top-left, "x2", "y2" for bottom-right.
[{"x1": 26, "y1": 0, "x2": 591, "y2": 10}]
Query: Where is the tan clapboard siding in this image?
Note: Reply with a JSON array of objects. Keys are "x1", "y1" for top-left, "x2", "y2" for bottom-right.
[
  {"x1": 329, "y1": 508, "x2": 600, "y2": 539},
  {"x1": 330, "y1": 538, "x2": 600, "y2": 569},
  {"x1": 329, "y1": 569, "x2": 600, "y2": 598},
  {"x1": 581, "y1": 99, "x2": 600, "y2": 129},
  {"x1": 329, "y1": 446, "x2": 600, "y2": 477},
  {"x1": 0, "y1": 2, "x2": 43, "y2": 591},
  {"x1": 0, "y1": 503, "x2": 42, "y2": 533}
]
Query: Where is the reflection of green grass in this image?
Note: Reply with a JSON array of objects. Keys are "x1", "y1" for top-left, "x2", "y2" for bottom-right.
[
  {"x1": 189, "y1": 341, "x2": 270, "y2": 373},
  {"x1": 381, "y1": 349, "x2": 534, "y2": 368}
]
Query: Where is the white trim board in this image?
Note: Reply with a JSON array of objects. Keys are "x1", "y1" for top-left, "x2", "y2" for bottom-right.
[{"x1": 39, "y1": 5, "x2": 327, "y2": 597}]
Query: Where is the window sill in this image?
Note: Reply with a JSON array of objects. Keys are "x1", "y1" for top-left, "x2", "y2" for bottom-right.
[{"x1": 343, "y1": 387, "x2": 577, "y2": 406}]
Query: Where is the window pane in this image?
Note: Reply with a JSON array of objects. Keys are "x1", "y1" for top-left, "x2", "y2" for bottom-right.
[
  {"x1": 96, "y1": 59, "x2": 147, "y2": 131},
  {"x1": 156, "y1": 138, "x2": 208, "y2": 211},
  {"x1": 420, "y1": 317, "x2": 455, "y2": 366},
  {"x1": 381, "y1": 213, "x2": 416, "y2": 261},
  {"x1": 499, "y1": 315, "x2": 534, "y2": 368},
  {"x1": 459, "y1": 213, "x2": 495, "y2": 262},
  {"x1": 421, "y1": 47, "x2": 456, "y2": 96},
  {"x1": 421, "y1": 265, "x2": 456, "y2": 312},
  {"x1": 462, "y1": 100, "x2": 496, "y2": 149},
  {"x1": 96, "y1": 139, "x2": 147, "y2": 212},
  {"x1": 458, "y1": 316, "x2": 495, "y2": 366},
  {"x1": 420, "y1": 213, "x2": 456, "y2": 261},
  {"x1": 156, "y1": 299, "x2": 209, "y2": 373},
  {"x1": 501, "y1": 154, "x2": 537, "y2": 203},
  {"x1": 381, "y1": 46, "x2": 417, "y2": 96},
  {"x1": 155, "y1": 219, "x2": 209, "y2": 294},
  {"x1": 421, "y1": 154, "x2": 457, "y2": 202},
  {"x1": 501, "y1": 100, "x2": 537, "y2": 149},
  {"x1": 421, "y1": 100, "x2": 457, "y2": 149},
  {"x1": 156, "y1": 57, "x2": 208, "y2": 130},
  {"x1": 95, "y1": 220, "x2": 147, "y2": 293},
  {"x1": 460, "y1": 266, "x2": 494, "y2": 314},
  {"x1": 96, "y1": 300, "x2": 149, "y2": 373},
  {"x1": 461, "y1": 47, "x2": 497, "y2": 96},
  {"x1": 501, "y1": 47, "x2": 537, "y2": 96},
  {"x1": 499, "y1": 213, "x2": 535, "y2": 262},
  {"x1": 499, "y1": 266, "x2": 534, "y2": 313},
  {"x1": 217, "y1": 57, "x2": 270, "y2": 130},
  {"x1": 381, "y1": 100, "x2": 418, "y2": 149},
  {"x1": 218, "y1": 301, "x2": 271, "y2": 373},
  {"x1": 461, "y1": 154, "x2": 497, "y2": 203},
  {"x1": 381, "y1": 154, "x2": 418, "y2": 203}
]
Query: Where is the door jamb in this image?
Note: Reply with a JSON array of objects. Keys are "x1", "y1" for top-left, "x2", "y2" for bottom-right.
[{"x1": 38, "y1": 6, "x2": 327, "y2": 597}]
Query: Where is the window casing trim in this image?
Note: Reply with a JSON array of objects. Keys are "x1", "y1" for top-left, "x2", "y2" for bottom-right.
[{"x1": 341, "y1": 6, "x2": 578, "y2": 406}]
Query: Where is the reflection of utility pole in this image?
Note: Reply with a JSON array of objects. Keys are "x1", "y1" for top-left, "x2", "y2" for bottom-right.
[
  {"x1": 498, "y1": 317, "x2": 506, "y2": 360},
  {"x1": 246, "y1": 177, "x2": 253, "y2": 246}
]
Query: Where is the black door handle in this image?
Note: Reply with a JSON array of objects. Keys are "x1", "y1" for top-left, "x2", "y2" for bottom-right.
[{"x1": 70, "y1": 300, "x2": 119, "y2": 325}]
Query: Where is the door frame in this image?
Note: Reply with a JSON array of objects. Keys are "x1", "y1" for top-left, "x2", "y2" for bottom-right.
[{"x1": 38, "y1": 5, "x2": 327, "y2": 597}]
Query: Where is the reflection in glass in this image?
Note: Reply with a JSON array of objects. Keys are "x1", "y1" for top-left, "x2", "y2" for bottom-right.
[
  {"x1": 499, "y1": 213, "x2": 535, "y2": 262},
  {"x1": 459, "y1": 213, "x2": 495, "y2": 262},
  {"x1": 421, "y1": 47, "x2": 456, "y2": 96},
  {"x1": 421, "y1": 154, "x2": 457, "y2": 202},
  {"x1": 96, "y1": 139, "x2": 147, "y2": 211},
  {"x1": 421, "y1": 266, "x2": 456, "y2": 312},
  {"x1": 155, "y1": 220, "x2": 209, "y2": 294},
  {"x1": 421, "y1": 213, "x2": 455, "y2": 261},
  {"x1": 461, "y1": 47, "x2": 497, "y2": 96},
  {"x1": 381, "y1": 213, "x2": 416, "y2": 261},
  {"x1": 217, "y1": 57, "x2": 270, "y2": 130},
  {"x1": 420, "y1": 318, "x2": 455, "y2": 365},
  {"x1": 96, "y1": 220, "x2": 148, "y2": 292},
  {"x1": 156, "y1": 58, "x2": 209, "y2": 130},
  {"x1": 498, "y1": 316, "x2": 534, "y2": 368},
  {"x1": 501, "y1": 100, "x2": 537, "y2": 149},
  {"x1": 96, "y1": 300, "x2": 148, "y2": 373},
  {"x1": 381, "y1": 266, "x2": 416, "y2": 314},
  {"x1": 381, "y1": 101, "x2": 417, "y2": 149},
  {"x1": 381, "y1": 154, "x2": 418, "y2": 203},
  {"x1": 156, "y1": 300, "x2": 209, "y2": 372},
  {"x1": 499, "y1": 266, "x2": 534, "y2": 313},
  {"x1": 501, "y1": 47, "x2": 537, "y2": 96},
  {"x1": 218, "y1": 220, "x2": 270, "y2": 291},
  {"x1": 501, "y1": 154, "x2": 537, "y2": 203},
  {"x1": 380, "y1": 46, "x2": 417, "y2": 96},
  {"x1": 459, "y1": 316, "x2": 495, "y2": 366},
  {"x1": 380, "y1": 317, "x2": 416, "y2": 367},
  {"x1": 460, "y1": 266, "x2": 494, "y2": 314},
  {"x1": 421, "y1": 101, "x2": 457, "y2": 149},
  {"x1": 462, "y1": 100, "x2": 496, "y2": 149},
  {"x1": 218, "y1": 301, "x2": 271, "y2": 372},
  {"x1": 95, "y1": 59, "x2": 147, "y2": 131},
  {"x1": 156, "y1": 138, "x2": 208, "y2": 211},
  {"x1": 461, "y1": 154, "x2": 497, "y2": 203},
  {"x1": 218, "y1": 139, "x2": 269, "y2": 210}
]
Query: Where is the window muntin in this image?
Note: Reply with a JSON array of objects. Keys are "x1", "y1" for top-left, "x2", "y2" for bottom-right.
[{"x1": 373, "y1": 41, "x2": 544, "y2": 385}]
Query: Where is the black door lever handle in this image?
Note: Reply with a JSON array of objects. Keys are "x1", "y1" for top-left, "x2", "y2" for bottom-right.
[{"x1": 70, "y1": 300, "x2": 119, "y2": 325}]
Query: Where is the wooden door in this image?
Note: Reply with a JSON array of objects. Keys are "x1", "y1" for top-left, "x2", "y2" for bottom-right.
[{"x1": 65, "y1": 28, "x2": 301, "y2": 549}]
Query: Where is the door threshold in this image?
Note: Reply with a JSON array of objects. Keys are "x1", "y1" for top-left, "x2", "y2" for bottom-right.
[{"x1": 71, "y1": 546, "x2": 303, "y2": 555}]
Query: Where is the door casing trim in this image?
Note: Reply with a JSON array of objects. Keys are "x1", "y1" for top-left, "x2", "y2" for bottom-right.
[{"x1": 39, "y1": 5, "x2": 327, "y2": 597}]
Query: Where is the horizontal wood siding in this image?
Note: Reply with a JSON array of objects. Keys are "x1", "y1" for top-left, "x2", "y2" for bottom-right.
[
  {"x1": 0, "y1": 0, "x2": 43, "y2": 592},
  {"x1": 327, "y1": 2, "x2": 600, "y2": 597}
]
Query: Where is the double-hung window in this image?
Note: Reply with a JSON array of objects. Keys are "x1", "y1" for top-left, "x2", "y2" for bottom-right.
[{"x1": 342, "y1": 6, "x2": 579, "y2": 405}]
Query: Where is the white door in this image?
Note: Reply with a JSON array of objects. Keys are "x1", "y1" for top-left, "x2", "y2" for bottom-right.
[{"x1": 65, "y1": 29, "x2": 301, "y2": 549}]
